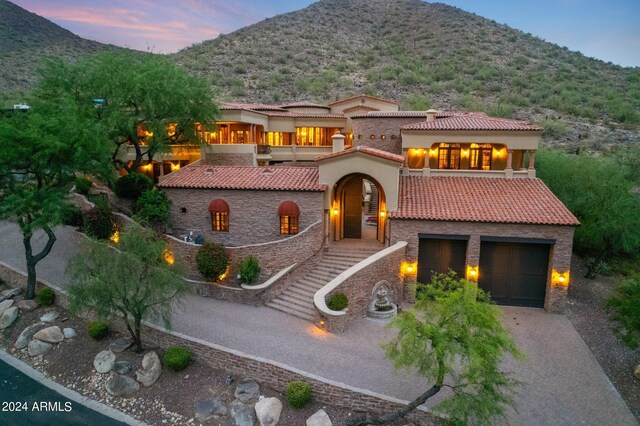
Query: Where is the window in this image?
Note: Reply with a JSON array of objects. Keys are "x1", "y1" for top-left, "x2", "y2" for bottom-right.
[
  {"x1": 278, "y1": 201, "x2": 300, "y2": 235},
  {"x1": 208, "y1": 199, "x2": 229, "y2": 232},
  {"x1": 469, "y1": 143, "x2": 493, "y2": 170},
  {"x1": 437, "y1": 143, "x2": 461, "y2": 169}
]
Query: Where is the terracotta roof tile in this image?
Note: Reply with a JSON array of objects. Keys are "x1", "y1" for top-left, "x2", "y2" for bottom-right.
[
  {"x1": 402, "y1": 114, "x2": 542, "y2": 131},
  {"x1": 315, "y1": 146, "x2": 405, "y2": 163},
  {"x1": 328, "y1": 94, "x2": 399, "y2": 106},
  {"x1": 279, "y1": 101, "x2": 330, "y2": 109},
  {"x1": 158, "y1": 165, "x2": 326, "y2": 192},
  {"x1": 350, "y1": 111, "x2": 468, "y2": 119},
  {"x1": 220, "y1": 102, "x2": 287, "y2": 112},
  {"x1": 390, "y1": 176, "x2": 579, "y2": 226}
]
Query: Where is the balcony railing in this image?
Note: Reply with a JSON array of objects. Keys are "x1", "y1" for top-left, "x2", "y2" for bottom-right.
[{"x1": 406, "y1": 168, "x2": 535, "y2": 178}]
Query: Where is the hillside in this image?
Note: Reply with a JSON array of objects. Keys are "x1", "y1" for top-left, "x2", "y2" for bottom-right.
[
  {"x1": 173, "y1": 0, "x2": 640, "y2": 148},
  {"x1": 0, "y1": 0, "x2": 117, "y2": 100}
]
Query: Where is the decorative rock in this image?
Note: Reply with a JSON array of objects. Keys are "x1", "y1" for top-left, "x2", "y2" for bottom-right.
[
  {"x1": 40, "y1": 312, "x2": 59, "y2": 323},
  {"x1": 113, "y1": 361, "x2": 135, "y2": 375},
  {"x1": 33, "y1": 326, "x2": 64, "y2": 344},
  {"x1": 255, "y1": 397, "x2": 282, "y2": 426},
  {"x1": 194, "y1": 398, "x2": 228, "y2": 422},
  {"x1": 0, "y1": 288, "x2": 21, "y2": 302},
  {"x1": 16, "y1": 300, "x2": 38, "y2": 312},
  {"x1": 135, "y1": 351, "x2": 161, "y2": 387},
  {"x1": 93, "y1": 350, "x2": 116, "y2": 374},
  {"x1": 234, "y1": 378, "x2": 260, "y2": 403},
  {"x1": 306, "y1": 409, "x2": 332, "y2": 426},
  {"x1": 63, "y1": 328, "x2": 77, "y2": 339},
  {"x1": 109, "y1": 337, "x2": 134, "y2": 353},
  {"x1": 0, "y1": 307, "x2": 19, "y2": 329},
  {"x1": 106, "y1": 374, "x2": 140, "y2": 397},
  {"x1": 28, "y1": 339, "x2": 53, "y2": 357},
  {"x1": 230, "y1": 401, "x2": 256, "y2": 426},
  {"x1": 634, "y1": 363, "x2": 640, "y2": 380},
  {"x1": 0, "y1": 299, "x2": 14, "y2": 316},
  {"x1": 15, "y1": 322, "x2": 47, "y2": 349}
]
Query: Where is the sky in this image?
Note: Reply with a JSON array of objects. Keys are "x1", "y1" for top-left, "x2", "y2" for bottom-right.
[{"x1": 11, "y1": 0, "x2": 640, "y2": 67}]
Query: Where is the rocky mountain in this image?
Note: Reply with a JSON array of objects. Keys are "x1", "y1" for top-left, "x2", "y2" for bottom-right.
[{"x1": 173, "y1": 0, "x2": 640, "y2": 148}]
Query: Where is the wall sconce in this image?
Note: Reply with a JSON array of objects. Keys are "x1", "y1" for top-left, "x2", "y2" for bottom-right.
[
  {"x1": 171, "y1": 163, "x2": 181, "y2": 171},
  {"x1": 552, "y1": 270, "x2": 570, "y2": 286},
  {"x1": 429, "y1": 149, "x2": 437, "y2": 157},
  {"x1": 466, "y1": 265, "x2": 479, "y2": 281},
  {"x1": 379, "y1": 210, "x2": 386, "y2": 218},
  {"x1": 370, "y1": 135, "x2": 376, "y2": 140},
  {"x1": 402, "y1": 261, "x2": 417, "y2": 275},
  {"x1": 332, "y1": 208, "x2": 339, "y2": 216},
  {"x1": 180, "y1": 207, "x2": 187, "y2": 215},
  {"x1": 461, "y1": 149, "x2": 469, "y2": 157}
]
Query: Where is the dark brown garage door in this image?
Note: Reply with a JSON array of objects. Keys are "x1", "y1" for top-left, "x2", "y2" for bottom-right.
[
  {"x1": 479, "y1": 240, "x2": 551, "y2": 307},
  {"x1": 417, "y1": 236, "x2": 467, "y2": 284}
]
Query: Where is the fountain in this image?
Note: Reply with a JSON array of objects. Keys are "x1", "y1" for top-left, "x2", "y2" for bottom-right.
[{"x1": 367, "y1": 281, "x2": 397, "y2": 320}]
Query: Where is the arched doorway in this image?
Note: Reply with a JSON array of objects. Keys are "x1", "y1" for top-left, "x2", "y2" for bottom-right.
[{"x1": 333, "y1": 173, "x2": 386, "y2": 243}]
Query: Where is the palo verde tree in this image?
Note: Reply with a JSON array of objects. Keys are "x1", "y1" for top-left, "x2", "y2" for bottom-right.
[
  {"x1": 349, "y1": 272, "x2": 523, "y2": 426},
  {"x1": 67, "y1": 225, "x2": 188, "y2": 352},
  {"x1": 75, "y1": 51, "x2": 219, "y2": 173},
  {"x1": 0, "y1": 69, "x2": 111, "y2": 299}
]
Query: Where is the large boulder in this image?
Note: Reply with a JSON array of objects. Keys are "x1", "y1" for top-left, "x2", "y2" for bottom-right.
[
  {"x1": 230, "y1": 401, "x2": 256, "y2": 426},
  {"x1": 28, "y1": 339, "x2": 53, "y2": 357},
  {"x1": 113, "y1": 361, "x2": 135, "y2": 375},
  {"x1": 40, "y1": 312, "x2": 59, "y2": 323},
  {"x1": 63, "y1": 328, "x2": 77, "y2": 339},
  {"x1": 135, "y1": 351, "x2": 161, "y2": 387},
  {"x1": 306, "y1": 409, "x2": 332, "y2": 426},
  {"x1": 33, "y1": 326, "x2": 64, "y2": 344},
  {"x1": 0, "y1": 288, "x2": 21, "y2": 302},
  {"x1": 0, "y1": 307, "x2": 19, "y2": 329},
  {"x1": 255, "y1": 397, "x2": 282, "y2": 426},
  {"x1": 194, "y1": 398, "x2": 228, "y2": 422},
  {"x1": 109, "y1": 337, "x2": 133, "y2": 353},
  {"x1": 0, "y1": 299, "x2": 14, "y2": 316},
  {"x1": 16, "y1": 299, "x2": 38, "y2": 312},
  {"x1": 93, "y1": 350, "x2": 116, "y2": 374},
  {"x1": 106, "y1": 374, "x2": 140, "y2": 397},
  {"x1": 15, "y1": 322, "x2": 47, "y2": 349},
  {"x1": 234, "y1": 378, "x2": 260, "y2": 403}
]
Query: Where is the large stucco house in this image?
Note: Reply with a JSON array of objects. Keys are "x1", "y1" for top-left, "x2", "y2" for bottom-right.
[{"x1": 149, "y1": 95, "x2": 577, "y2": 332}]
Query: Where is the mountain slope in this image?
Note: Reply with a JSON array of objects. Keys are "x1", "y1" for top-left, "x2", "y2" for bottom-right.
[
  {"x1": 173, "y1": 0, "x2": 640, "y2": 146},
  {"x1": 0, "y1": 0, "x2": 117, "y2": 99}
]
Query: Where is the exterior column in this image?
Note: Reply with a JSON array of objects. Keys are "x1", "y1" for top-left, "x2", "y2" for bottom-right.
[
  {"x1": 528, "y1": 150, "x2": 536, "y2": 169},
  {"x1": 506, "y1": 150, "x2": 513, "y2": 170}
]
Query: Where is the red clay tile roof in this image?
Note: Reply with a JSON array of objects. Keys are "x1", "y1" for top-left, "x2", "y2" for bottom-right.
[
  {"x1": 219, "y1": 102, "x2": 344, "y2": 119},
  {"x1": 390, "y1": 176, "x2": 579, "y2": 226},
  {"x1": 220, "y1": 102, "x2": 287, "y2": 112},
  {"x1": 315, "y1": 146, "x2": 405, "y2": 163},
  {"x1": 279, "y1": 101, "x2": 330, "y2": 109},
  {"x1": 328, "y1": 94, "x2": 399, "y2": 106},
  {"x1": 350, "y1": 111, "x2": 473, "y2": 119},
  {"x1": 158, "y1": 165, "x2": 326, "y2": 192},
  {"x1": 402, "y1": 113, "x2": 542, "y2": 131}
]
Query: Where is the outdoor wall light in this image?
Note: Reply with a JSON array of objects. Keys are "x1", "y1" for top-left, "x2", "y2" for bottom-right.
[
  {"x1": 180, "y1": 207, "x2": 188, "y2": 215},
  {"x1": 379, "y1": 211, "x2": 386, "y2": 218},
  {"x1": 467, "y1": 265, "x2": 479, "y2": 281},
  {"x1": 332, "y1": 208, "x2": 339, "y2": 216},
  {"x1": 552, "y1": 270, "x2": 570, "y2": 286}
]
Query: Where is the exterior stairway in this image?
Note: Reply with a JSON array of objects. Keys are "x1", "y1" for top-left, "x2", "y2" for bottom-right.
[
  {"x1": 368, "y1": 184, "x2": 379, "y2": 214},
  {"x1": 265, "y1": 242, "x2": 382, "y2": 321}
]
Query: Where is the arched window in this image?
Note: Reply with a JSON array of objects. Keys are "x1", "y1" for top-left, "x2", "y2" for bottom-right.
[
  {"x1": 278, "y1": 201, "x2": 300, "y2": 235},
  {"x1": 438, "y1": 143, "x2": 461, "y2": 169},
  {"x1": 208, "y1": 199, "x2": 229, "y2": 232}
]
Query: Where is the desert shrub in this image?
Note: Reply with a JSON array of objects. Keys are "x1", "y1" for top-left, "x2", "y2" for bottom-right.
[
  {"x1": 35, "y1": 287, "x2": 55, "y2": 306},
  {"x1": 114, "y1": 173, "x2": 153, "y2": 199},
  {"x1": 75, "y1": 177, "x2": 93, "y2": 195},
  {"x1": 606, "y1": 278, "x2": 640, "y2": 349},
  {"x1": 239, "y1": 256, "x2": 261, "y2": 284},
  {"x1": 87, "y1": 321, "x2": 110, "y2": 340},
  {"x1": 134, "y1": 189, "x2": 171, "y2": 228},
  {"x1": 61, "y1": 205, "x2": 84, "y2": 230},
  {"x1": 196, "y1": 243, "x2": 229, "y2": 281},
  {"x1": 83, "y1": 204, "x2": 114, "y2": 240},
  {"x1": 286, "y1": 380, "x2": 312, "y2": 408},
  {"x1": 327, "y1": 292, "x2": 348, "y2": 311},
  {"x1": 163, "y1": 346, "x2": 192, "y2": 371}
]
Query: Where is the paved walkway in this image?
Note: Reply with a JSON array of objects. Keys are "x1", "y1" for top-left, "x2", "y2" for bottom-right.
[{"x1": 0, "y1": 223, "x2": 637, "y2": 425}]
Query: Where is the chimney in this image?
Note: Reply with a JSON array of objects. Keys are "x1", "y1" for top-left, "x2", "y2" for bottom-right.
[
  {"x1": 332, "y1": 132, "x2": 345, "y2": 153},
  {"x1": 426, "y1": 109, "x2": 438, "y2": 122}
]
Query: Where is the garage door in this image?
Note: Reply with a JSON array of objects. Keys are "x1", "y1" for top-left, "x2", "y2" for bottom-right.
[
  {"x1": 417, "y1": 236, "x2": 467, "y2": 284},
  {"x1": 478, "y1": 240, "x2": 551, "y2": 307}
]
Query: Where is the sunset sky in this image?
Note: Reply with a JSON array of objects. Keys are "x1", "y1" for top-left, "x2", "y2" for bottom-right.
[{"x1": 10, "y1": 0, "x2": 640, "y2": 67}]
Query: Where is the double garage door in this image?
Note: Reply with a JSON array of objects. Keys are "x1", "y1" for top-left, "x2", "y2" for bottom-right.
[{"x1": 417, "y1": 235, "x2": 551, "y2": 308}]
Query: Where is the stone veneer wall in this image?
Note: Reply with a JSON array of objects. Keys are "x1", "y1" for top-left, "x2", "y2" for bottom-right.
[
  {"x1": 389, "y1": 219, "x2": 576, "y2": 313},
  {"x1": 201, "y1": 152, "x2": 255, "y2": 166},
  {"x1": 352, "y1": 117, "x2": 428, "y2": 155},
  {"x1": 164, "y1": 188, "x2": 324, "y2": 247},
  {"x1": 0, "y1": 262, "x2": 437, "y2": 425}
]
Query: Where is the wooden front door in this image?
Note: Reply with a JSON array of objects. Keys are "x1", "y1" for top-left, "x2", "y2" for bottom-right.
[{"x1": 343, "y1": 178, "x2": 362, "y2": 239}]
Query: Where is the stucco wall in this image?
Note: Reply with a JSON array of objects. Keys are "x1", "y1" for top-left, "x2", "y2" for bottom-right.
[{"x1": 165, "y1": 188, "x2": 324, "y2": 246}]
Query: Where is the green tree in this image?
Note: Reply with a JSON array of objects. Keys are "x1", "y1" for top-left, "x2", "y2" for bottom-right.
[
  {"x1": 536, "y1": 148, "x2": 640, "y2": 277},
  {"x1": 67, "y1": 225, "x2": 188, "y2": 352},
  {"x1": 75, "y1": 51, "x2": 219, "y2": 173},
  {"x1": 134, "y1": 189, "x2": 171, "y2": 230},
  {"x1": 607, "y1": 278, "x2": 640, "y2": 349},
  {"x1": 350, "y1": 273, "x2": 522, "y2": 426},
  {"x1": 0, "y1": 79, "x2": 111, "y2": 299}
]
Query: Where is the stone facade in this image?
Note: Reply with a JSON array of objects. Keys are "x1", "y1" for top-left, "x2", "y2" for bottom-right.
[
  {"x1": 352, "y1": 117, "x2": 428, "y2": 155},
  {"x1": 201, "y1": 152, "x2": 255, "y2": 166},
  {"x1": 164, "y1": 188, "x2": 324, "y2": 246},
  {"x1": 388, "y1": 219, "x2": 575, "y2": 313}
]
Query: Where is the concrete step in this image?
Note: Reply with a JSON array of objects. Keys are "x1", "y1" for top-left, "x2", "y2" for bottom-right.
[
  {"x1": 276, "y1": 293, "x2": 314, "y2": 309},
  {"x1": 286, "y1": 286, "x2": 316, "y2": 299},
  {"x1": 266, "y1": 299, "x2": 315, "y2": 321}
]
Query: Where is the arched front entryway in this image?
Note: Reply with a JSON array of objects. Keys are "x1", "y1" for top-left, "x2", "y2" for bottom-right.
[{"x1": 333, "y1": 173, "x2": 386, "y2": 243}]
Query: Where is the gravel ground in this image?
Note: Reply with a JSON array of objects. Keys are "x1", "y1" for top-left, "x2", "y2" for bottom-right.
[{"x1": 565, "y1": 256, "x2": 640, "y2": 420}]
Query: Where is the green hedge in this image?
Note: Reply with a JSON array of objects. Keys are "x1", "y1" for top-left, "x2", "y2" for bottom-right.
[
  {"x1": 327, "y1": 292, "x2": 348, "y2": 311},
  {"x1": 286, "y1": 380, "x2": 312, "y2": 408},
  {"x1": 196, "y1": 242, "x2": 229, "y2": 281},
  {"x1": 163, "y1": 346, "x2": 192, "y2": 371}
]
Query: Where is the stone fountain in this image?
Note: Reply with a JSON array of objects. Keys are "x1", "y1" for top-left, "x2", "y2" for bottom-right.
[{"x1": 367, "y1": 281, "x2": 397, "y2": 320}]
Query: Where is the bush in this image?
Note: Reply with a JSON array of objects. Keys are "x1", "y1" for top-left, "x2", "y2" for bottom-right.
[
  {"x1": 163, "y1": 346, "x2": 192, "y2": 371},
  {"x1": 75, "y1": 177, "x2": 93, "y2": 195},
  {"x1": 327, "y1": 292, "x2": 348, "y2": 311},
  {"x1": 286, "y1": 381, "x2": 312, "y2": 408},
  {"x1": 134, "y1": 189, "x2": 171, "y2": 228},
  {"x1": 239, "y1": 256, "x2": 261, "y2": 284},
  {"x1": 114, "y1": 173, "x2": 153, "y2": 200},
  {"x1": 87, "y1": 321, "x2": 110, "y2": 340},
  {"x1": 83, "y1": 204, "x2": 115, "y2": 240},
  {"x1": 606, "y1": 278, "x2": 640, "y2": 349},
  {"x1": 61, "y1": 205, "x2": 83, "y2": 230},
  {"x1": 196, "y1": 243, "x2": 229, "y2": 281},
  {"x1": 35, "y1": 288, "x2": 55, "y2": 306}
]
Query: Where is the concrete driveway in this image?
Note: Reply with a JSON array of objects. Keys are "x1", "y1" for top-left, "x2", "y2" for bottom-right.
[{"x1": 0, "y1": 222, "x2": 637, "y2": 425}]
